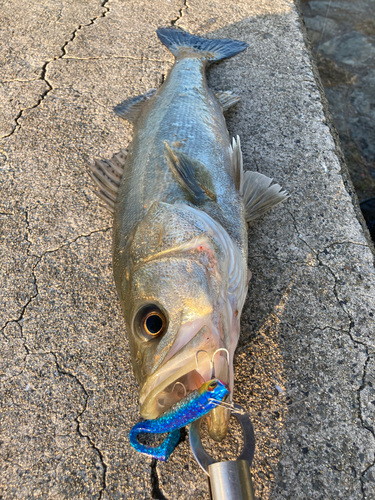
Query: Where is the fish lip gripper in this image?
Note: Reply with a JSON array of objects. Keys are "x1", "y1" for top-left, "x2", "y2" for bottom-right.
[{"x1": 189, "y1": 403, "x2": 256, "y2": 500}]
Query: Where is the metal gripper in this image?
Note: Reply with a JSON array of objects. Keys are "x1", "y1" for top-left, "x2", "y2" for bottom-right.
[{"x1": 189, "y1": 403, "x2": 256, "y2": 500}]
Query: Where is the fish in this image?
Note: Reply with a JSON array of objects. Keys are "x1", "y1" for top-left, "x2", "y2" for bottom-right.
[
  {"x1": 129, "y1": 378, "x2": 229, "y2": 461},
  {"x1": 89, "y1": 27, "x2": 288, "y2": 441}
]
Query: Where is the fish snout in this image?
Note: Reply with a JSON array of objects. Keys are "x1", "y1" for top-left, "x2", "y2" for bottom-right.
[{"x1": 139, "y1": 332, "x2": 233, "y2": 421}]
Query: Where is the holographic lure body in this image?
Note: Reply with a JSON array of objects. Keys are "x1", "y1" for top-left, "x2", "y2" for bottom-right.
[{"x1": 129, "y1": 379, "x2": 229, "y2": 461}]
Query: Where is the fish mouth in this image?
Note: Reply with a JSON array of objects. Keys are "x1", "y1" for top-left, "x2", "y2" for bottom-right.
[{"x1": 139, "y1": 326, "x2": 232, "y2": 440}]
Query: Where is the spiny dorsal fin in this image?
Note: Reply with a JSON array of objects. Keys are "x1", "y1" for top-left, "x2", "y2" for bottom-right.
[
  {"x1": 228, "y1": 135, "x2": 244, "y2": 195},
  {"x1": 164, "y1": 143, "x2": 216, "y2": 204},
  {"x1": 228, "y1": 135, "x2": 289, "y2": 221},
  {"x1": 114, "y1": 89, "x2": 157, "y2": 123},
  {"x1": 215, "y1": 91, "x2": 241, "y2": 112},
  {"x1": 89, "y1": 149, "x2": 127, "y2": 213}
]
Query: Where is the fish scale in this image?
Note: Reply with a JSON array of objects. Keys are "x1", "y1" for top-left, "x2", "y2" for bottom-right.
[
  {"x1": 159, "y1": 59, "x2": 228, "y2": 177},
  {"x1": 90, "y1": 27, "x2": 288, "y2": 443},
  {"x1": 115, "y1": 52, "x2": 245, "y2": 254}
]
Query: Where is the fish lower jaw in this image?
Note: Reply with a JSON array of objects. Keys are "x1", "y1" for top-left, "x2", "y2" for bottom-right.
[
  {"x1": 140, "y1": 365, "x2": 210, "y2": 420},
  {"x1": 140, "y1": 366, "x2": 231, "y2": 442},
  {"x1": 154, "y1": 369, "x2": 207, "y2": 414},
  {"x1": 139, "y1": 348, "x2": 231, "y2": 421}
]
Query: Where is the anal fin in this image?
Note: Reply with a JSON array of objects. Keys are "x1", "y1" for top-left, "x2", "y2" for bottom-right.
[
  {"x1": 164, "y1": 143, "x2": 216, "y2": 205},
  {"x1": 228, "y1": 135, "x2": 289, "y2": 222},
  {"x1": 215, "y1": 91, "x2": 241, "y2": 112},
  {"x1": 114, "y1": 89, "x2": 157, "y2": 123},
  {"x1": 89, "y1": 149, "x2": 127, "y2": 213}
]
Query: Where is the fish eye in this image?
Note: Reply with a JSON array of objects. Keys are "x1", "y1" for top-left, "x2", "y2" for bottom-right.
[
  {"x1": 208, "y1": 380, "x2": 218, "y2": 391},
  {"x1": 135, "y1": 305, "x2": 168, "y2": 341},
  {"x1": 144, "y1": 311, "x2": 165, "y2": 336}
]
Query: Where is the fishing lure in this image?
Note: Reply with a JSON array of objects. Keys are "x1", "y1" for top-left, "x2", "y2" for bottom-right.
[{"x1": 129, "y1": 379, "x2": 229, "y2": 461}]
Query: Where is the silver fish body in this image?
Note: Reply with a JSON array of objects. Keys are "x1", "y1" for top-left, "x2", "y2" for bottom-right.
[
  {"x1": 91, "y1": 28, "x2": 288, "y2": 441},
  {"x1": 114, "y1": 54, "x2": 247, "y2": 253}
]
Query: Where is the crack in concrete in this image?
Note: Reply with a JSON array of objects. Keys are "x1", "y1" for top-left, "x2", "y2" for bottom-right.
[
  {"x1": 24, "y1": 209, "x2": 32, "y2": 252},
  {"x1": 0, "y1": 78, "x2": 41, "y2": 84},
  {"x1": 287, "y1": 209, "x2": 371, "y2": 343},
  {"x1": 51, "y1": 352, "x2": 107, "y2": 499},
  {"x1": 316, "y1": 261, "x2": 375, "y2": 496},
  {"x1": 2, "y1": 215, "x2": 109, "y2": 319},
  {"x1": 1, "y1": 198, "x2": 112, "y2": 492},
  {"x1": 171, "y1": 0, "x2": 188, "y2": 26},
  {"x1": 2, "y1": 224, "x2": 112, "y2": 495},
  {"x1": 286, "y1": 208, "x2": 375, "y2": 498},
  {"x1": 151, "y1": 459, "x2": 169, "y2": 500},
  {"x1": 249, "y1": 253, "x2": 319, "y2": 266},
  {"x1": 0, "y1": 210, "x2": 38, "y2": 351},
  {"x1": 0, "y1": 0, "x2": 111, "y2": 142},
  {"x1": 62, "y1": 55, "x2": 170, "y2": 63},
  {"x1": 150, "y1": 428, "x2": 187, "y2": 499},
  {"x1": 0, "y1": 317, "x2": 28, "y2": 383},
  {"x1": 30, "y1": 226, "x2": 112, "y2": 259},
  {"x1": 59, "y1": 0, "x2": 110, "y2": 59},
  {"x1": 321, "y1": 240, "x2": 369, "y2": 249},
  {"x1": 1, "y1": 226, "x2": 111, "y2": 381}
]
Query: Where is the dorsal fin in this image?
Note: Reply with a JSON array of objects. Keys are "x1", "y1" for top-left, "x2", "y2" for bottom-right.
[
  {"x1": 164, "y1": 143, "x2": 216, "y2": 204},
  {"x1": 215, "y1": 91, "x2": 241, "y2": 112},
  {"x1": 89, "y1": 149, "x2": 127, "y2": 213},
  {"x1": 228, "y1": 135, "x2": 289, "y2": 222},
  {"x1": 228, "y1": 135, "x2": 244, "y2": 194},
  {"x1": 114, "y1": 89, "x2": 157, "y2": 123}
]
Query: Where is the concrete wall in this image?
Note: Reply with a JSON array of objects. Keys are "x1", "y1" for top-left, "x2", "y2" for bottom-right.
[{"x1": 1, "y1": 0, "x2": 374, "y2": 498}]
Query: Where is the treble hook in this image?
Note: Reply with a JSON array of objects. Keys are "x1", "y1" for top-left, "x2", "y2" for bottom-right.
[
  {"x1": 195, "y1": 349, "x2": 213, "y2": 375},
  {"x1": 210, "y1": 348, "x2": 230, "y2": 378},
  {"x1": 208, "y1": 398, "x2": 246, "y2": 415},
  {"x1": 171, "y1": 381, "x2": 187, "y2": 397}
]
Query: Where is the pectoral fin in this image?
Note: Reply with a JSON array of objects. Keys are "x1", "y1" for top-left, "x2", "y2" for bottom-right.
[
  {"x1": 114, "y1": 89, "x2": 157, "y2": 123},
  {"x1": 243, "y1": 171, "x2": 289, "y2": 221},
  {"x1": 215, "y1": 91, "x2": 241, "y2": 112},
  {"x1": 89, "y1": 149, "x2": 127, "y2": 212},
  {"x1": 228, "y1": 135, "x2": 289, "y2": 221},
  {"x1": 164, "y1": 143, "x2": 216, "y2": 204}
]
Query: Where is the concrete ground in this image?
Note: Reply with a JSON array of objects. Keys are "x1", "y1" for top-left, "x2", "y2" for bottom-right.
[{"x1": 1, "y1": 0, "x2": 374, "y2": 499}]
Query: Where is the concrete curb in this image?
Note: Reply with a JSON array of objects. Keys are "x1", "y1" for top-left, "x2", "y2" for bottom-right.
[{"x1": 295, "y1": 0, "x2": 375, "y2": 254}]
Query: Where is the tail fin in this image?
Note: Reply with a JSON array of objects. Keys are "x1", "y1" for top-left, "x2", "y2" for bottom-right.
[{"x1": 156, "y1": 27, "x2": 248, "y2": 62}]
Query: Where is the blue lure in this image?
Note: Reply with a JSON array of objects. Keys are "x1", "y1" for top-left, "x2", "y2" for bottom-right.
[{"x1": 129, "y1": 379, "x2": 229, "y2": 461}]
